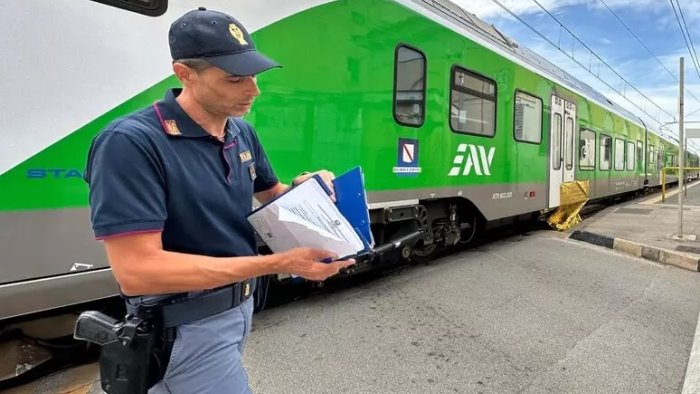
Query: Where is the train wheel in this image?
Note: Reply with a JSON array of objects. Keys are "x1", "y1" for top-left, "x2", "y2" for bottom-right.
[
  {"x1": 411, "y1": 237, "x2": 438, "y2": 263},
  {"x1": 458, "y1": 216, "x2": 478, "y2": 245}
]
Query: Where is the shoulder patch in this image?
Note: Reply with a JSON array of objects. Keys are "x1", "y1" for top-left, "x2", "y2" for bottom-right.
[{"x1": 163, "y1": 120, "x2": 181, "y2": 136}]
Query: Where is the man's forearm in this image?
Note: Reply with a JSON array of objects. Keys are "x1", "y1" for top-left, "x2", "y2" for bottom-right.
[{"x1": 111, "y1": 249, "x2": 283, "y2": 296}]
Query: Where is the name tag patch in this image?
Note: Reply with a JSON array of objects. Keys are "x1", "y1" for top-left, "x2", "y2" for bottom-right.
[
  {"x1": 239, "y1": 151, "x2": 252, "y2": 162},
  {"x1": 249, "y1": 163, "x2": 257, "y2": 181}
]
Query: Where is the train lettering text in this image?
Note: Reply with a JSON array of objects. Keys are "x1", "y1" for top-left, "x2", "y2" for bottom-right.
[
  {"x1": 26, "y1": 169, "x2": 84, "y2": 179},
  {"x1": 492, "y1": 192, "x2": 513, "y2": 200},
  {"x1": 448, "y1": 144, "x2": 495, "y2": 176}
]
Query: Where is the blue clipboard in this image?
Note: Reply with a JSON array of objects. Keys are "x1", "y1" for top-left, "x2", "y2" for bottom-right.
[
  {"x1": 333, "y1": 167, "x2": 374, "y2": 252},
  {"x1": 247, "y1": 166, "x2": 374, "y2": 256}
]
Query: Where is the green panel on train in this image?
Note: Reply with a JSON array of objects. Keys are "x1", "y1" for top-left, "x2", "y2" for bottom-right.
[{"x1": 0, "y1": 0, "x2": 695, "y2": 213}]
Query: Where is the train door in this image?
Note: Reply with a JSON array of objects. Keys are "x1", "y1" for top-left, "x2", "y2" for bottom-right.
[{"x1": 548, "y1": 96, "x2": 576, "y2": 208}]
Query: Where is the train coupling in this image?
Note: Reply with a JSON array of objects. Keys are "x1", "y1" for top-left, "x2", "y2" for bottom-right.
[{"x1": 347, "y1": 230, "x2": 424, "y2": 265}]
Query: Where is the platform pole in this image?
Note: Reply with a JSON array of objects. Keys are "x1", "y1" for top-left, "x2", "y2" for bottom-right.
[{"x1": 678, "y1": 57, "x2": 685, "y2": 237}]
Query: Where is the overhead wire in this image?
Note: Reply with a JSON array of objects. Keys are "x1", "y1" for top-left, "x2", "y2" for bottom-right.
[
  {"x1": 597, "y1": 0, "x2": 700, "y2": 150},
  {"x1": 486, "y1": 0, "x2": 675, "y2": 124},
  {"x1": 529, "y1": 0, "x2": 700, "y2": 152},
  {"x1": 670, "y1": 0, "x2": 700, "y2": 81},
  {"x1": 669, "y1": 0, "x2": 700, "y2": 152},
  {"x1": 529, "y1": 0, "x2": 675, "y2": 120},
  {"x1": 486, "y1": 0, "x2": 700, "y2": 152},
  {"x1": 598, "y1": 0, "x2": 700, "y2": 107},
  {"x1": 484, "y1": 0, "x2": 675, "y2": 123}
]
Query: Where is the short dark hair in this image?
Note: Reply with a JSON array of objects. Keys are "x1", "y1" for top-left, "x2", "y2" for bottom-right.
[{"x1": 173, "y1": 58, "x2": 212, "y2": 72}]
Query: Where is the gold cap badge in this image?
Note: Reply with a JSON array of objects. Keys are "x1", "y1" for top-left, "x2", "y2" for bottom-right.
[{"x1": 229, "y1": 24, "x2": 248, "y2": 46}]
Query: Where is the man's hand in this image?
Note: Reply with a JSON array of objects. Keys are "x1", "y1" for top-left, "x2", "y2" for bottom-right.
[
  {"x1": 278, "y1": 247, "x2": 355, "y2": 281},
  {"x1": 293, "y1": 170, "x2": 336, "y2": 201}
]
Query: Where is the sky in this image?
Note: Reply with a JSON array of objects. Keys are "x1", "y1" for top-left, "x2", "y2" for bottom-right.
[{"x1": 450, "y1": 0, "x2": 700, "y2": 151}]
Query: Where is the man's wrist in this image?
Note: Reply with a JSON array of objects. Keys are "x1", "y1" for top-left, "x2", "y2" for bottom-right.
[{"x1": 292, "y1": 171, "x2": 311, "y2": 187}]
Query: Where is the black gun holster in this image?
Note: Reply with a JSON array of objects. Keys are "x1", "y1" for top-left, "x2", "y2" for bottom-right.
[
  {"x1": 99, "y1": 313, "x2": 175, "y2": 394},
  {"x1": 83, "y1": 281, "x2": 253, "y2": 393}
]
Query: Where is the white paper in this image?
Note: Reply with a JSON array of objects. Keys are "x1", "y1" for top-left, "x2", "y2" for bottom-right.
[{"x1": 248, "y1": 178, "x2": 365, "y2": 258}]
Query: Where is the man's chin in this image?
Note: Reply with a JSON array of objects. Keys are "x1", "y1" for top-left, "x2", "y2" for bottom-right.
[{"x1": 230, "y1": 107, "x2": 252, "y2": 118}]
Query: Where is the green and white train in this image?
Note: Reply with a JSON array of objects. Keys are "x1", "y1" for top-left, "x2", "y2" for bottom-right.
[{"x1": 1, "y1": 0, "x2": 697, "y2": 323}]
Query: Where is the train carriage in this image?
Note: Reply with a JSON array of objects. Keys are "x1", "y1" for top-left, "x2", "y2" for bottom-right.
[{"x1": 1, "y1": 0, "x2": 696, "y2": 326}]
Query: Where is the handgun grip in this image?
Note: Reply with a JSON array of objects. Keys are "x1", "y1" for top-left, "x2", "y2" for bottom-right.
[{"x1": 74, "y1": 311, "x2": 121, "y2": 346}]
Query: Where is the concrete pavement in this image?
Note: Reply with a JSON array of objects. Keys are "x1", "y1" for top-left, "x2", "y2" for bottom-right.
[
  {"x1": 569, "y1": 181, "x2": 700, "y2": 394},
  {"x1": 8, "y1": 229, "x2": 700, "y2": 393}
]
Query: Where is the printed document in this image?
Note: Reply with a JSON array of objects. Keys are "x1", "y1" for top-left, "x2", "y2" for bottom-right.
[{"x1": 247, "y1": 178, "x2": 365, "y2": 258}]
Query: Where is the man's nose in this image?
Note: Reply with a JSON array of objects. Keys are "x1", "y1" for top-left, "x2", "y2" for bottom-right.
[{"x1": 244, "y1": 76, "x2": 260, "y2": 97}]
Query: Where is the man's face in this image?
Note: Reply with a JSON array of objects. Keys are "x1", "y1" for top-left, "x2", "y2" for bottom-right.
[{"x1": 188, "y1": 66, "x2": 260, "y2": 118}]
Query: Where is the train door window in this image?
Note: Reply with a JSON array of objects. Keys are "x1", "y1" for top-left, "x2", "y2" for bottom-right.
[
  {"x1": 626, "y1": 141, "x2": 635, "y2": 170},
  {"x1": 649, "y1": 145, "x2": 656, "y2": 165},
  {"x1": 579, "y1": 129, "x2": 596, "y2": 170},
  {"x1": 565, "y1": 117, "x2": 574, "y2": 170},
  {"x1": 614, "y1": 139, "x2": 625, "y2": 170},
  {"x1": 394, "y1": 45, "x2": 426, "y2": 127},
  {"x1": 89, "y1": 0, "x2": 167, "y2": 16},
  {"x1": 600, "y1": 134, "x2": 612, "y2": 170},
  {"x1": 514, "y1": 91, "x2": 542, "y2": 143},
  {"x1": 450, "y1": 66, "x2": 496, "y2": 136},
  {"x1": 637, "y1": 141, "x2": 643, "y2": 170},
  {"x1": 552, "y1": 114, "x2": 563, "y2": 170}
]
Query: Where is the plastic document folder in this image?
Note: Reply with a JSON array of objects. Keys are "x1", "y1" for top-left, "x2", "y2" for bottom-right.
[{"x1": 247, "y1": 167, "x2": 374, "y2": 259}]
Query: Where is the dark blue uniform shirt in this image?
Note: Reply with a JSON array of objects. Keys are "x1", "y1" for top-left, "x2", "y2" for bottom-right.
[{"x1": 85, "y1": 88, "x2": 278, "y2": 261}]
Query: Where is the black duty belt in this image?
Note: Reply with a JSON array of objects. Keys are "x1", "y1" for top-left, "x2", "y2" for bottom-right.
[{"x1": 156, "y1": 279, "x2": 253, "y2": 328}]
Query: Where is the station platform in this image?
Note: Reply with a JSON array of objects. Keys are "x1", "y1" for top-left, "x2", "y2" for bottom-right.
[
  {"x1": 569, "y1": 180, "x2": 700, "y2": 394},
  {"x1": 571, "y1": 180, "x2": 700, "y2": 272}
]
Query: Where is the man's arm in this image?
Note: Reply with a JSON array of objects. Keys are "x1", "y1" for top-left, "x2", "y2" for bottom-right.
[{"x1": 105, "y1": 231, "x2": 354, "y2": 296}]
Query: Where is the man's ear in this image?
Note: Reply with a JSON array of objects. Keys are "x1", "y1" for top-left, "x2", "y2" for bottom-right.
[{"x1": 173, "y1": 62, "x2": 196, "y2": 85}]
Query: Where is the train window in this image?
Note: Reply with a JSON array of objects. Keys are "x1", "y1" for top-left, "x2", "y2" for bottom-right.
[
  {"x1": 393, "y1": 45, "x2": 426, "y2": 127},
  {"x1": 626, "y1": 141, "x2": 635, "y2": 171},
  {"x1": 513, "y1": 91, "x2": 542, "y2": 144},
  {"x1": 579, "y1": 129, "x2": 596, "y2": 170},
  {"x1": 552, "y1": 114, "x2": 563, "y2": 170},
  {"x1": 637, "y1": 141, "x2": 643, "y2": 170},
  {"x1": 600, "y1": 134, "x2": 612, "y2": 170},
  {"x1": 614, "y1": 139, "x2": 625, "y2": 171},
  {"x1": 450, "y1": 66, "x2": 496, "y2": 136},
  {"x1": 649, "y1": 145, "x2": 656, "y2": 164},
  {"x1": 89, "y1": 0, "x2": 167, "y2": 16},
  {"x1": 565, "y1": 117, "x2": 574, "y2": 170}
]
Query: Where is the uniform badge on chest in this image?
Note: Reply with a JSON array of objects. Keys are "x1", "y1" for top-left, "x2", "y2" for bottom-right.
[
  {"x1": 248, "y1": 163, "x2": 257, "y2": 181},
  {"x1": 239, "y1": 150, "x2": 252, "y2": 162}
]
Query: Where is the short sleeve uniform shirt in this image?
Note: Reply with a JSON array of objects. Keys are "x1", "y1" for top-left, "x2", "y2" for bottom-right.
[{"x1": 85, "y1": 88, "x2": 278, "y2": 260}]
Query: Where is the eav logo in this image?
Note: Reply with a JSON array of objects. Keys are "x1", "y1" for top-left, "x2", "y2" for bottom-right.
[{"x1": 448, "y1": 144, "x2": 495, "y2": 176}]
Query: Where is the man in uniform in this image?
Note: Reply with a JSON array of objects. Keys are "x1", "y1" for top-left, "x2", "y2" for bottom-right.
[{"x1": 84, "y1": 7, "x2": 355, "y2": 393}]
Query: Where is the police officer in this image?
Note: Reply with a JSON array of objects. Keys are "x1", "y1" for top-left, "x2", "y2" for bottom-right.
[{"x1": 84, "y1": 7, "x2": 355, "y2": 394}]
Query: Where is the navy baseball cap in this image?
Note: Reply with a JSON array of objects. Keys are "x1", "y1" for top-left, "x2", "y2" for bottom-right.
[{"x1": 169, "y1": 7, "x2": 280, "y2": 76}]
